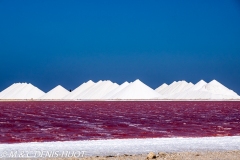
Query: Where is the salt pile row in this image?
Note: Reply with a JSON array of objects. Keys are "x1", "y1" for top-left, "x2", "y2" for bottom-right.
[
  {"x1": 0, "y1": 79, "x2": 239, "y2": 100},
  {"x1": 156, "y1": 80, "x2": 240, "y2": 100}
]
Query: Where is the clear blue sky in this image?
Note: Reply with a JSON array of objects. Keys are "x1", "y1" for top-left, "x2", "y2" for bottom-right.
[{"x1": 0, "y1": 0, "x2": 240, "y2": 93}]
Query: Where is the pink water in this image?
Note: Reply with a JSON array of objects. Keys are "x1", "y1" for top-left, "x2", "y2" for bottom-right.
[{"x1": 0, "y1": 101, "x2": 240, "y2": 143}]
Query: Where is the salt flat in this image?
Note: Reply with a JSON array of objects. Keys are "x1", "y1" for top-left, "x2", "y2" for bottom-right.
[{"x1": 0, "y1": 136, "x2": 240, "y2": 158}]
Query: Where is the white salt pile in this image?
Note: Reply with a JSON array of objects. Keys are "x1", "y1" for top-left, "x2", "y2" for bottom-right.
[
  {"x1": 0, "y1": 83, "x2": 45, "y2": 100},
  {"x1": 40, "y1": 85, "x2": 69, "y2": 100},
  {"x1": 74, "y1": 80, "x2": 119, "y2": 100},
  {"x1": 102, "y1": 81, "x2": 129, "y2": 99},
  {"x1": 70, "y1": 80, "x2": 103, "y2": 100},
  {"x1": 201, "y1": 80, "x2": 238, "y2": 96},
  {"x1": 0, "y1": 79, "x2": 239, "y2": 100},
  {"x1": 0, "y1": 83, "x2": 19, "y2": 98},
  {"x1": 167, "y1": 80, "x2": 208, "y2": 99},
  {"x1": 157, "y1": 81, "x2": 194, "y2": 96},
  {"x1": 156, "y1": 80, "x2": 240, "y2": 100},
  {"x1": 110, "y1": 79, "x2": 162, "y2": 99},
  {"x1": 155, "y1": 83, "x2": 168, "y2": 93},
  {"x1": 63, "y1": 80, "x2": 95, "y2": 99}
]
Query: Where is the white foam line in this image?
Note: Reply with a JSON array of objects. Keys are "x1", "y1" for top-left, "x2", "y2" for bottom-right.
[{"x1": 0, "y1": 136, "x2": 240, "y2": 157}]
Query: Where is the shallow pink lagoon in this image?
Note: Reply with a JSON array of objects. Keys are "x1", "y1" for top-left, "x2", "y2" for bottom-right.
[{"x1": 0, "y1": 101, "x2": 240, "y2": 143}]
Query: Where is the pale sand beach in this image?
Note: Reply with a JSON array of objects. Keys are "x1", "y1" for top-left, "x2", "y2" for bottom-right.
[{"x1": 35, "y1": 150, "x2": 240, "y2": 160}]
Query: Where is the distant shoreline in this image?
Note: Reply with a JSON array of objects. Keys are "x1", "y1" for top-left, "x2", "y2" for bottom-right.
[{"x1": 44, "y1": 150, "x2": 240, "y2": 160}]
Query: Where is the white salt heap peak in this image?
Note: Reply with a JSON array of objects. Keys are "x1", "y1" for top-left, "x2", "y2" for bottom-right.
[
  {"x1": 72, "y1": 80, "x2": 103, "y2": 99},
  {"x1": 110, "y1": 79, "x2": 162, "y2": 99},
  {"x1": 0, "y1": 83, "x2": 45, "y2": 99},
  {"x1": 155, "y1": 83, "x2": 168, "y2": 92},
  {"x1": 63, "y1": 80, "x2": 95, "y2": 99},
  {"x1": 202, "y1": 80, "x2": 238, "y2": 96},
  {"x1": 168, "y1": 80, "x2": 208, "y2": 99},
  {"x1": 168, "y1": 80, "x2": 207, "y2": 99},
  {"x1": 158, "y1": 80, "x2": 194, "y2": 96},
  {"x1": 169, "y1": 79, "x2": 239, "y2": 100},
  {"x1": 198, "y1": 80, "x2": 239, "y2": 98},
  {"x1": 102, "y1": 81, "x2": 129, "y2": 99},
  {"x1": 191, "y1": 80, "x2": 207, "y2": 91},
  {"x1": 40, "y1": 85, "x2": 69, "y2": 100},
  {"x1": 74, "y1": 80, "x2": 119, "y2": 100}
]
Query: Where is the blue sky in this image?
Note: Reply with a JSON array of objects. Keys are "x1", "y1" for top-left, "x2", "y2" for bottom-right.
[{"x1": 0, "y1": 0, "x2": 240, "y2": 93}]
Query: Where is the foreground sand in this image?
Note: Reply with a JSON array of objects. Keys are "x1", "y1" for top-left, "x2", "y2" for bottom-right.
[{"x1": 34, "y1": 150, "x2": 240, "y2": 160}]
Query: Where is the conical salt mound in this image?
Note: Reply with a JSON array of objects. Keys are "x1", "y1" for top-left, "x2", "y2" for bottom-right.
[
  {"x1": 0, "y1": 83, "x2": 45, "y2": 99},
  {"x1": 158, "y1": 80, "x2": 194, "y2": 96},
  {"x1": 155, "y1": 83, "x2": 168, "y2": 93},
  {"x1": 63, "y1": 80, "x2": 95, "y2": 99},
  {"x1": 200, "y1": 80, "x2": 239, "y2": 97},
  {"x1": 40, "y1": 85, "x2": 69, "y2": 99},
  {"x1": 72, "y1": 80, "x2": 103, "y2": 99},
  {"x1": 179, "y1": 80, "x2": 207, "y2": 93},
  {"x1": 192, "y1": 80, "x2": 207, "y2": 90},
  {"x1": 102, "y1": 81, "x2": 129, "y2": 99},
  {"x1": 169, "y1": 79, "x2": 239, "y2": 100},
  {"x1": 0, "y1": 83, "x2": 20, "y2": 98},
  {"x1": 110, "y1": 79, "x2": 161, "y2": 99},
  {"x1": 168, "y1": 80, "x2": 207, "y2": 99},
  {"x1": 75, "y1": 80, "x2": 119, "y2": 99}
]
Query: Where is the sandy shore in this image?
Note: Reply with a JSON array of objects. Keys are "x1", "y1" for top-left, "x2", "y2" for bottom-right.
[{"x1": 30, "y1": 150, "x2": 240, "y2": 160}]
